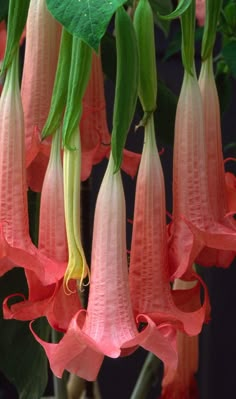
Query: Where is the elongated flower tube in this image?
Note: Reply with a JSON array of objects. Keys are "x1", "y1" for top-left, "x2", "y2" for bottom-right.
[
  {"x1": 32, "y1": 154, "x2": 178, "y2": 381},
  {"x1": 21, "y1": 0, "x2": 61, "y2": 192},
  {"x1": 63, "y1": 129, "x2": 89, "y2": 291},
  {"x1": 169, "y1": 69, "x2": 236, "y2": 279},
  {"x1": 0, "y1": 50, "x2": 65, "y2": 285},
  {"x1": 129, "y1": 114, "x2": 207, "y2": 337},
  {"x1": 80, "y1": 52, "x2": 140, "y2": 181},
  {"x1": 160, "y1": 280, "x2": 200, "y2": 399},
  {"x1": 196, "y1": 56, "x2": 236, "y2": 267},
  {"x1": 3, "y1": 128, "x2": 81, "y2": 331}
]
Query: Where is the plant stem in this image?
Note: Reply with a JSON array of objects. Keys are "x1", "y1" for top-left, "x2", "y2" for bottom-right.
[
  {"x1": 130, "y1": 353, "x2": 162, "y2": 399},
  {"x1": 52, "y1": 329, "x2": 68, "y2": 399}
]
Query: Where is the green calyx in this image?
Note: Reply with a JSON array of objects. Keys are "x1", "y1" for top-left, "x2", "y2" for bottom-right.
[
  {"x1": 134, "y1": 0, "x2": 157, "y2": 112},
  {"x1": 180, "y1": 0, "x2": 195, "y2": 75},
  {"x1": 201, "y1": 0, "x2": 223, "y2": 61},
  {"x1": 1, "y1": 0, "x2": 30, "y2": 75},
  {"x1": 62, "y1": 37, "x2": 92, "y2": 149},
  {"x1": 111, "y1": 6, "x2": 139, "y2": 173},
  {"x1": 42, "y1": 29, "x2": 73, "y2": 139}
]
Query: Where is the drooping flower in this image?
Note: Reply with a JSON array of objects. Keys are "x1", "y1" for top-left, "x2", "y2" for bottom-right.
[
  {"x1": 3, "y1": 128, "x2": 81, "y2": 331},
  {"x1": 195, "y1": 57, "x2": 236, "y2": 267},
  {"x1": 21, "y1": 0, "x2": 61, "y2": 192},
  {"x1": 168, "y1": 70, "x2": 236, "y2": 279},
  {"x1": 32, "y1": 154, "x2": 178, "y2": 382},
  {"x1": 160, "y1": 280, "x2": 200, "y2": 399},
  {"x1": 0, "y1": 49, "x2": 64, "y2": 285},
  {"x1": 80, "y1": 52, "x2": 140, "y2": 181},
  {"x1": 129, "y1": 114, "x2": 208, "y2": 338}
]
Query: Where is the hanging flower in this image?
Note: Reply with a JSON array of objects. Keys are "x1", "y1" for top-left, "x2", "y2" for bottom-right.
[
  {"x1": 21, "y1": 0, "x2": 61, "y2": 192},
  {"x1": 129, "y1": 114, "x2": 208, "y2": 338},
  {"x1": 3, "y1": 128, "x2": 81, "y2": 331},
  {"x1": 195, "y1": 57, "x2": 236, "y2": 267},
  {"x1": 168, "y1": 71, "x2": 236, "y2": 280},
  {"x1": 160, "y1": 279, "x2": 200, "y2": 399},
  {"x1": 31, "y1": 154, "x2": 178, "y2": 382},
  {"x1": 80, "y1": 52, "x2": 140, "y2": 181},
  {"x1": 0, "y1": 49, "x2": 65, "y2": 286}
]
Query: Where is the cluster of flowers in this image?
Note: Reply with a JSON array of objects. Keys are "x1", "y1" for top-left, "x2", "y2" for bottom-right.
[{"x1": 0, "y1": 0, "x2": 235, "y2": 398}]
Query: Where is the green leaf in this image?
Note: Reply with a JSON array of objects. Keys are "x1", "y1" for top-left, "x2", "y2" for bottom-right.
[
  {"x1": 1, "y1": 0, "x2": 30, "y2": 73},
  {"x1": 0, "y1": 269, "x2": 50, "y2": 399},
  {"x1": 149, "y1": 0, "x2": 173, "y2": 35},
  {"x1": 46, "y1": 0, "x2": 127, "y2": 51},
  {"x1": 156, "y1": 0, "x2": 192, "y2": 20},
  {"x1": 222, "y1": 40, "x2": 236, "y2": 78},
  {"x1": 0, "y1": 0, "x2": 9, "y2": 22}
]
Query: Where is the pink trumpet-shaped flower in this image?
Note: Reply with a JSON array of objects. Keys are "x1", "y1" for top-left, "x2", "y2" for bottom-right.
[
  {"x1": 31, "y1": 154, "x2": 178, "y2": 381},
  {"x1": 196, "y1": 0, "x2": 205, "y2": 26},
  {"x1": 195, "y1": 57, "x2": 236, "y2": 267},
  {"x1": 129, "y1": 114, "x2": 207, "y2": 337},
  {"x1": 168, "y1": 71, "x2": 236, "y2": 279},
  {"x1": 21, "y1": 0, "x2": 61, "y2": 192},
  {"x1": 3, "y1": 128, "x2": 81, "y2": 331},
  {"x1": 0, "y1": 49, "x2": 65, "y2": 285},
  {"x1": 160, "y1": 280, "x2": 200, "y2": 399},
  {"x1": 80, "y1": 52, "x2": 140, "y2": 181}
]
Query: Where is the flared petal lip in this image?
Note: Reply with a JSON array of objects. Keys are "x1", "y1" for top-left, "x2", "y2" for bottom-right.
[{"x1": 0, "y1": 224, "x2": 66, "y2": 285}]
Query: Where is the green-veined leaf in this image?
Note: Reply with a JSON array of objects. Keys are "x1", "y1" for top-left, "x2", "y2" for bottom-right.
[{"x1": 46, "y1": 0, "x2": 127, "y2": 51}]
